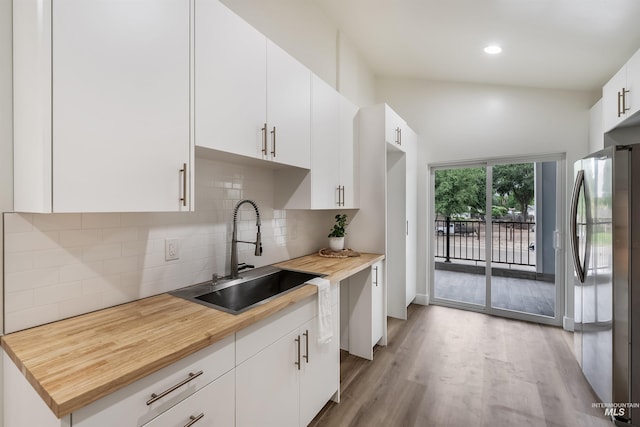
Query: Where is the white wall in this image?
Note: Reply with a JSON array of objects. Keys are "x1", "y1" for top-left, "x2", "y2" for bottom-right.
[
  {"x1": 375, "y1": 77, "x2": 597, "y2": 325},
  {"x1": 589, "y1": 98, "x2": 604, "y2": 152},
  {"x1": 220, "y1": 0, "x2": 375, "y2": 107},
  {"x1": 0, "y1": 0, "x2": 13, "y2": 422}
]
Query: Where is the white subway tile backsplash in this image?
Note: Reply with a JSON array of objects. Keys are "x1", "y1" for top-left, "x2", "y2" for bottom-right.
[
  {"x1": 59, "y1": 262, "x2": 103, "y2": 283},
  {"x1": 82, "y1": 243, "x2": 122, "y2": 262},
  {"x1": 4, "y1": 252, "x2": 34, "y2": 273},
  {"x1": 34, "y1": 248, "x2": 83, "y2": 269},
  {"x1": 34, "y1": 281, "x2": 83, "y2": 306},
  {"x1": 81, "y1": 213, "x2": 121, "y2": 229},
  {"x1": 4, "y1": 230, "x2": 59, "y2": 253},
  {"x1": 4, "y1": 213, "x2": 34, "y2": 233},
  {"x1": 32, "y1": 213, "x2": 82, "y2": 231},
  {"x1": 59, "y1": 229, "x2": 103, "y2": 247},
  {"x1": 102, "y1": 227, "x2": 140, "y2": 244},
  {"x1": 103, "y1": 256, "x2": 139, "y2": 275},
  {"x1": 4, "y1": 290, "x2": 34, "y2": 314},
  {"x1": 7, "y1": 304, "x2": 60, "y2": 332},
  {"x1": 3, "y1": 157, "x2": 340, "y2": 333},
  {"x1": 5, "y1": 268, "x2": 59, "y2": 292}
]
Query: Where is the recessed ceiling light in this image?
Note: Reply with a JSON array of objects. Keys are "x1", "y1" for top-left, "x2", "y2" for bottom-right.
[{"x1": 484, "y1": 45, "x2": 502, "y2": 55}]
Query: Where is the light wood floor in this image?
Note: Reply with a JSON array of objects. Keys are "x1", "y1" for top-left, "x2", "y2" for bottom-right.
[{"x1": 310, "y1": 304, "x2": 611, "y2": 427}]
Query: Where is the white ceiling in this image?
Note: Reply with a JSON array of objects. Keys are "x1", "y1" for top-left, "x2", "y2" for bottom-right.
[{"x1": 314, "y1": 0, "x2": 640, "y2": 91}]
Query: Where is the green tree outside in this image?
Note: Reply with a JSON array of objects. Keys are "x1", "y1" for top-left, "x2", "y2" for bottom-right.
[{"x1": 435, "y1": 163, "x2": 534, "y2": 221}]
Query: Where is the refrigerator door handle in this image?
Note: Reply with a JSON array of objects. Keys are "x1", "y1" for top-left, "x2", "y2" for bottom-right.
[{"x1": 570, "y1": 169, "x2": 586, "y2": 283}]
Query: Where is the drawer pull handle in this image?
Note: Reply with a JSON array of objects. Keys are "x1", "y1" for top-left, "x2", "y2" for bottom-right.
[
  {"x1": 303, "y1": 329, "x2": 309, "y2": 363},
  {"x1": 180, "y1": 163, "x2": 187, "y2": 207},
  {"x1": 146, "y1": 371, "x2": 204, "y2": 405},
  {"x1": 184, "y1": 413, "x2": 205, "y2": 427},
  {"x1": 295, "y1": 335, "x2": 301, "y2": 370}
]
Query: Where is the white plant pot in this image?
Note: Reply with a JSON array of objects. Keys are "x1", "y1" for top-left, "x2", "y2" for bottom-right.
[{"x1": 329, "y1": 237, "x2": 345, "y2": 251}]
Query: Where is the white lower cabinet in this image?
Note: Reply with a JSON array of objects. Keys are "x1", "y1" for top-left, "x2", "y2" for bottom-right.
[
  {"x1": 4, "y1": 289, "x2": 341, "y2": 427},
  {"x1": 235, "y1": 289, "x2": 339, "y2": 427},
  {"x1": 143, "y1": 370, "x2": 235, "y2": 427},
  {"x1": 299, "y1": 315, "x2": 339, "y2": 426},
  {"x1": 236, "y1": 328, "x2": 301, "y2": 427},
  {"x1": 72, "y1": 335, "x2": 235, "y2": 427},
  {"x1": 342, "y1": 261, "x2": 384, "y2": 360}
]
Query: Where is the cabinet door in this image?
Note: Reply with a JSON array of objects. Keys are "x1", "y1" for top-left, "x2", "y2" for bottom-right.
[
  {"x1": 266, "y1": 40, "x2": 311, "y2": 169},
  {"x1": 404, "y1": 128, "x2": 418, "y2": 306},
  {"x1": 299, "y1": 316, "x2": 339, "y2": 426},
  {"x1": 52, "y1": 0, "x2": 191, "y2": 212},
  {"x1": 384, "y1": 105, "x2": 406, "y2": 151},
  {"x1": 236, "y1": 329, "x2": 300, "y2": 427},
  {"x1": 195, "y1": 0, "x2": 267, "y2": 160},
  {"x1": 625, "y1": 48, "x2": 640, "y2": 119},
  {"x1": 311, "y1": 75, "x2": 340, "y2": 208},
  {"x1": 371, "y1": 262, "x2": 384, "y2": 346},
  {"x1": 143, "y1": 370, "x2": 235, "y2": 427},
  {"x1": 602, "y1": 66, "x2": 627, "y2": 132},
  {"x1": 339, "y1": 95, "x2": 359, "y2": 209}
]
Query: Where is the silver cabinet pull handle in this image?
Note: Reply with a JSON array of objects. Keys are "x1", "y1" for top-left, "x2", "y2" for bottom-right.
[
  {"x1": 271, "y1": 126, "x2": 276, "y2": 156},
  {"x1": 341, "y1": 186, "x2": 345, "y2": 206},
  {"x1": 303, "y1": 329, "x2": 309, "y2": 363},
  {"x1": 399, "y1": 127, "x2": 402, "y2": 145},
  {"x1": 618, "y1": 91, "x2": 623, "y2": 117},
  {"x1": 336, "y1": 185, "x2": 341, "y2": 206},
  {"x1": 262, "y1": 123, "x2": 268, "y2": 154},
  {"x1": 180, "y1": 163, "x2": 187, "y2": 207},
  {"x1": 184, "y1": 413, "x2": 205, "y2": 427},
  {"x1": 373, "y1": 266, "x2": 378, "y2": 287},
  {"x1": 622, "y1": 88, "x2": 630, "y2": 115},
  {"x1": 146, "y1": 371, "x2": 203, "y2": 405},
  {"x1": 295, "y1": 335, "x2": 301, "y2": 370}
]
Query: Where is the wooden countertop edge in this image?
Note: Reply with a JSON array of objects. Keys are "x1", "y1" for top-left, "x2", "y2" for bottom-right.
[{"x1": 0, "y1": 253, "x2": 384, "y2": 418}]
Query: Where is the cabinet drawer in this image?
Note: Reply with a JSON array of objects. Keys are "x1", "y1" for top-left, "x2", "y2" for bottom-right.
[
  {"x1": 72, "y1": 335, "x2": 234, "y2": 427},
  {"x1": 143, "y1": 370, "x2": 235, "y2": 427}
]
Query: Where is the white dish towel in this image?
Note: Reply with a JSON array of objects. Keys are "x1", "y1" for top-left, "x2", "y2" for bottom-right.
[{"x1": 306, "y1": 277, "x2": 333, "y2": 344}]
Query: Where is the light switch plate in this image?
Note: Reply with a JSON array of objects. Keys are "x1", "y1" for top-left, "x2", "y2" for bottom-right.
[{"x1": 165, "y1": 238, "x2": 179, "y2": 261}]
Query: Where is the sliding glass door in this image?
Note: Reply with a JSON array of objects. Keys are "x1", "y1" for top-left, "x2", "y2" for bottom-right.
[{"x1": 431, "y1": 156, "x2": 564, "y2": 325}]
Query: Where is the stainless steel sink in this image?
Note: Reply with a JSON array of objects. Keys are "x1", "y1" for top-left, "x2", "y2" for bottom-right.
[{"x1": 169, "y1": 265, "x2": 322, "y2": 314}]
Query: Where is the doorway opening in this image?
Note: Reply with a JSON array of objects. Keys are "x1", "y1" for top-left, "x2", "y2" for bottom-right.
[{"x1": 430, "y1": 156, "x2": 564, "y2": 325}]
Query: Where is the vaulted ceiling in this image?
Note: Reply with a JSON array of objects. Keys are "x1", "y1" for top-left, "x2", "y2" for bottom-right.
[{"x1": 314, "y1": 0, "x2": 640, "y2": 91}]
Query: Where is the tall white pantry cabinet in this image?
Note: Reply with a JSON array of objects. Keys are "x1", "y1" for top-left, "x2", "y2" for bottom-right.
[
  {"x1": 349, "y1": 104, "x2": 418, "y2": 321},
  {"x1": 13, "y1": 0, "x2": 194, "y2": 213}
]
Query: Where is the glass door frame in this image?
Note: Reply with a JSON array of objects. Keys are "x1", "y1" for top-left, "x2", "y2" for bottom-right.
[{"x1": 428, "y1": 153, "x2": 566, "y2": 326}]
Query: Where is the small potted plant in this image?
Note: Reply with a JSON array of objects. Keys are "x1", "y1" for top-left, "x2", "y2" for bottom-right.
[{"x1": 328, "y1": 214, "x2": 348, "y2": 251}]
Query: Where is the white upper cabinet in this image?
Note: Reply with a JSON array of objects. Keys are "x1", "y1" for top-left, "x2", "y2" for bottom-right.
[
  {"x1": 195, "y1": 0, "x2": 267, "y2": 161},
  {"x1": 195, "y1": 0, "x2": 310, "y2": 169},
  {"x1": 384, "y1": 104, "x2": 407, "y2": 151},
  {"x1": 266, "y1": 41, "x2": 311, "y2": 169},
  {"x1": 13, "y1": 0, "x2": 193, "y2": 213},
  {"x1": 338, "y1": 94, "x2": 359, "y2": 209},
  {"x1": 603, "y1": 47, "x2": 640, "y2": 132},
  {"x1": 276, "y1": 75, "x2": 358, "y2": 209},
  {"x1": 309, "y1": 75, "x2": 341, "y2": 208}
]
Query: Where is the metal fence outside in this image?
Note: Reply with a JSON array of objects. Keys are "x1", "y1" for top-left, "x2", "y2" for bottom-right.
[{"x1": 434, "y1": 219, "x2": 536, "y2": 267}]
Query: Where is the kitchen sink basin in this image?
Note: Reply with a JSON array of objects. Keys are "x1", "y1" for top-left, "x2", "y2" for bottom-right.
[{"x1": 169, "y1": 266, "x2": 322, "y2": 314}]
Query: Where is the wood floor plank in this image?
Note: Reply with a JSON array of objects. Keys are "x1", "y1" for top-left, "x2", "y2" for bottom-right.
[{"x1": 310, "y1": 304, "x2": 611, "y2": 427}]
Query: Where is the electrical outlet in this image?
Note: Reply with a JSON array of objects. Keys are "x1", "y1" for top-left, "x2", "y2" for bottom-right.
[{"x1": 165, "y1": 238, "x2": 179, "y2": 261}]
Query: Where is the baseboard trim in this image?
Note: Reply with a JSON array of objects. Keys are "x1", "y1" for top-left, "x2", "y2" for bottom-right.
[
  {"x1": 563, "y1": 316, "x2": 574, "y2": 331},
  {"x1": 413, "y1": 293, "x2": 429, "y2": 306}
]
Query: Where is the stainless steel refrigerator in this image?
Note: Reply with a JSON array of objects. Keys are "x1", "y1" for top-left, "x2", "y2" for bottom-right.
[{"x1": 572, "y1": 144, "x2": 640, "y2": 425}]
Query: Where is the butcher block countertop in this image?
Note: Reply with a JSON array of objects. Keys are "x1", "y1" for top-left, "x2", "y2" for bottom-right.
[{"x1": 0, "y1": 252, "x2": 384, "y2": 418}]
